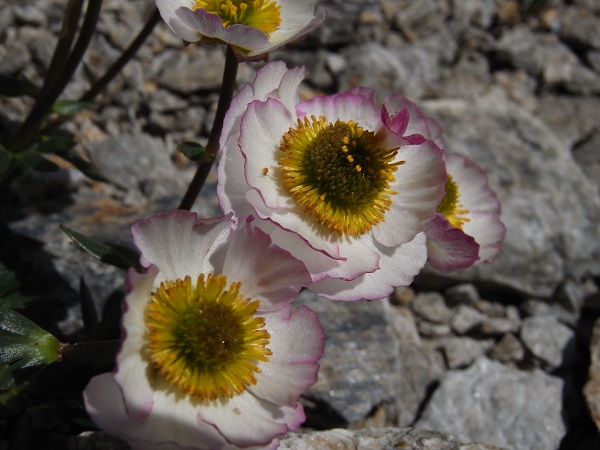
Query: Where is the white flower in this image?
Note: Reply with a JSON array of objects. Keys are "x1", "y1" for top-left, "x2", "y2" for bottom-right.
[
  {"x1": 217, "y1": 62, "x2": 447, "y2": 300},
  {"x1": 84, "y1": 211, "x2": 324, "y2": 449},
  {"x1": 426, "y1": 152, "x2": 506, "y2": 272},
  {"x1": 155, "y1": 0, "x2": 324, "y2": 60}
]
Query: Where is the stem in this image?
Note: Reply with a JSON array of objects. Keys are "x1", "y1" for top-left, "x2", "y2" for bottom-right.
[
  {"x1": 178, "y1": 46, "x2": 239, "y2": 211},
  {"x1": 59, "y1": 340, "x2": 120, "y2": 365},
  {"x1": 7, "y1": 0, "x2": 83, "y2": 151},
  {"x1": 8, "y1": 0, "x2": 103, "y2": 152},
  {"x1": 80, "y1": 8, "x2": 161, "y2": 103},
  {"x1": 38, "y1": 7, "x2": 162, "y2": 138}
]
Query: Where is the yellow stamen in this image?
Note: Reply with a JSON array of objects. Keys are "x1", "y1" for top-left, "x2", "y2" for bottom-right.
[
  {"x1": 145, "y1": 273, "x2": 271, "y2": 401},
  {"x1": 193, "y1": 0, "x2": 282, "y2": 36},
  {"x1": 278, "y1": 115, "x2": 404, "y2": 236},
  {"x1": 437, "y1": 175, "x2": 470, "y2": 229}
]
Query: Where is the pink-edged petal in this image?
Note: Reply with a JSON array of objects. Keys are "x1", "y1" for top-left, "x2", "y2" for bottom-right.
[
  {"x1": 114, "y1": 267, "x2": 158, "y2": 420},
  {"x1": 445, "y1": 152, "x2": 501, "y2": 214},
  {"x1": 198, "y1": 392, "x2": 305, "y2": 448},
  {"x1": 221, "y1": 217, "x2": 310, "y2": 311},
  {"x1": 156, "y1": 0, "x2": 202, "y2": 43},
  {"x1": 176, "y1": 7, "x2": 270, "y2": 49},
  {"x1": 218, "y1": 64, "x2": 304, "y2": 214},
  {"x1": 377, "y1": 104, "x2": 411, "y2": 149},
  {"x1": 249, "y1": 192, "x2": 381, "y2": 281},
  {"x1": 84, "y1": 374, "x2": 226, "y2": 450},
  {"x1": 373, "y1": 140, "x2": 447, "y2": 247},
  {"x1": 249, "y1": 4, "x2": 325, "y2": 56},
  {"x1": 310, "y1": 232, "x2": 428, "y2": 301},
  {"x1": 247, "y1": 189, "x2": 343, "y2": 259},
  {"x1": 241, "y1": 99, "x2": 296, "y2": 210},
  {"x1": 296, "y1": 90, "x2": 381, "y2": 130},
  {"x1": 384, "y1": 94, "x2": 445, "y2": 148},
  {"x1": 131, "y1": 211, "x2": 233, "y2": 285},
  {"x1": 462, "y1": 211, "x2": 506, "y2": 264},
  {"x1": 249, "y1": 305, "x2": 325, "y2": 405},
  {"x1": 425, "y1": 214, "x2": 480, "y2": 272}
]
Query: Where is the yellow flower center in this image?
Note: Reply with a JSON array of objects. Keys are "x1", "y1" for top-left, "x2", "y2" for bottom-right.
[
  {"x1": 437, "y1": 175, "x2": 470, "y2": 229},
  {"x1": 278, "y1": 116, "x2": 404, "y2": 237},
  {"x1": 145, "y1": 273, "x2": 271, "y2": 401},
  {"x1": 193, "y1": 0, "x2": 282, "y2": 36}
]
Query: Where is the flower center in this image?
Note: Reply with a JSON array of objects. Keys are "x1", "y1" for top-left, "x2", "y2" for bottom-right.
[
  {"x1": 193, "y1": 0, "x2": 281, "y2": 36},
  {"x1": 278, "y1": 115, "x2": 403, "y2": 237},
  {"x1": 437, "y1": 175, "x2": 470, "y2": 229},
  {"x1": 145, "y1": 273, "x2": 271, "y2": 401}
]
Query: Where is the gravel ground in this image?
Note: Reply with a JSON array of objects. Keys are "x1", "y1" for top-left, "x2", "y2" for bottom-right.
[{"x1": 1, "y1": 1, "x2": 600, "y2": 449}]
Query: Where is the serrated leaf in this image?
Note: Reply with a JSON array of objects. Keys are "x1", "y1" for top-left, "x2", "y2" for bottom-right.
[
  {"x1": 177, "y1": 141, "x2": 207, "y2": 163},
  {"x1": 0, "y1": 309, "x2": 61, "y2": 391},
  {"x1": 60, "y1": 225, "x2": 141, "y2": 272},
  {"x1": 51, "y1": 99, "x2": 94, "y2": 116},
  {"x1": 0, "y1": 74, "x2": 40, "y2": 97}
]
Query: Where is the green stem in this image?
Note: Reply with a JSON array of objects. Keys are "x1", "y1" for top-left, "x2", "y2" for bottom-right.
[
  {"x1": 59, "y1": 340, "x2": 120, "y2": 365},
  {"x1": 8, "y1": 0, "x2": 103, "y2": 152},
  {"x1": 178, "y1": 45, "x2": 239, "y2": 211}
]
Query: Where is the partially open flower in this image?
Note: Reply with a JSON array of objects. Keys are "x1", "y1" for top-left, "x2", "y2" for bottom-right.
[
  {"x1": 155, "y1": 0, "x2": 325, "y2": 60},
  {"x1": 217, "y1": 62, "x2": 447, "y2": 300},
  {"x1": 426, "y1": 152, "x2": 506, "y2": 272},
  {"x1": 84, "y1": 212, "x2": 324, "y2": 449}
]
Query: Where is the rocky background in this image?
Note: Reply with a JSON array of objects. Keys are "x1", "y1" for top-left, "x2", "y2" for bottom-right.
[{"x1": 1, "y1": 0, "x2": 600, "y2": 449}]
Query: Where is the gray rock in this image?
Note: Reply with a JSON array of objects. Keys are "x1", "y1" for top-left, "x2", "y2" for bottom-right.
[
  {"x1": 422, "y1": 91, "x2": 600, "y2": 298},
  {"x1": 477, "y1": 305, "x2": 521, "y2": 336},
  {"x1": 279, "y1": 427, "x2": 508, "y2": 450},
  {"x1": 584, "y1": 317, "x2": 600, "y2": 433},
  {"x1": 494, "y1": 26, "x2": 600, "y2": 93},
  {"x1": 444, "y1": 284, "x2": 480, "y2": 307},
  {"x1": 440, "y1": 337, "x2": 495, "y2": 369},
  {"x1": 416, "y1": 358, "x2": 566, "y2": 450},
  {"x1": 487, "y1": 333, "x2": 525, "y2": 364},
  {"x1": 412, "y1": 292, "x2": 452, "y2": 323},
  {"x1": 520, "y1": 316, "x2": 576, "y2": 369},
  {"x1": 296, "y1": 290, "x2": 401, "y2": 424},
  {"x1": 338, "y1": 41, "x2": 443, "y2": 99},
  {"x1": 384, "y1": 300, "x2": 421, "y2": 344},
  {"x1": 557, "y1": 6, "x2": 600, "y2": 50},
  {"x1": 396, "y1": 343, "x2": 446, "y2": 427},
  {"x1": 450, "y1": 305, "x2": 486, "y2": 335}
]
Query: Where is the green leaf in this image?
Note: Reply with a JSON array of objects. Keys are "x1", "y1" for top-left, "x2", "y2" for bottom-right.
[
  {"x1": 0, "y1": 309, "x2": 61, "y2": 391},
  {"x1": 0, "y1": 74, "x2": 40, "y2": 97},
  {"x1": 177, "y1": 141, "x2": 207, "y2": 163},
  {"x1": 60, "y1": 225, "x2": 141, "y2": 272},
  {"x1": 36, "y1": 132, "x2": 75, "y2": 156},
  {"x1": 51, "y1": 99, "x2": 94, "y2": 117}
]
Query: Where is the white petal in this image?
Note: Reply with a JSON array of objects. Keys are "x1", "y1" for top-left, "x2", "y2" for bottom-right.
[
  {"x1": 445, "y1": 152, "x2": 501, "y2": 213},
  {"x1": 374, "y1": 140, "x2": 446, "y2": 247},
  {"x1": 115, "y1": 267, "x2": 158, "y2": 420},
  {"x1": 462, "y1": 211, "x2": 506, "y2": 263},
  {"x1": 131, "y1": 211, "x2": 233, "y2": 285},
  {"x1": 84, "y1": 373, "x2": 225, "y2": 450},
  {"x1": 155, "y1": 0, "x2": 202, "y2": 43},
  {"x1": 249, "y1": 305, "x2": 324, "y2": 405},
  {"x1": 198, "y1": 392, "x2": 305, "y2": 448},
  {"x1": 310, "y1": 232, "x2": 427, "y2": 301},
  {"x1": 221, "y1": 218, "x2": 310, "y2": 311},
  {"x1": 297, "y1": 89, "x2": 381, "y2": 130},
  {"x1": 241, "y1": 99, "x2": 296, "y2": 210}
]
